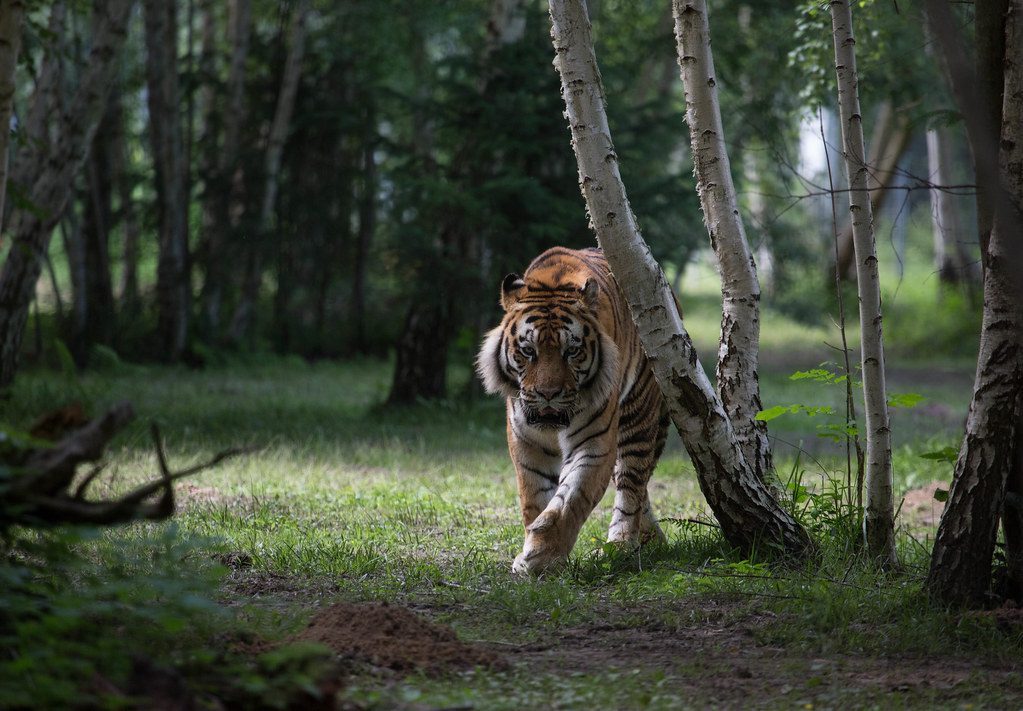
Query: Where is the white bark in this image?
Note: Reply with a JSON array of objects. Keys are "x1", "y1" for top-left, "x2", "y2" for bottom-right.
[
  {"x1": 830, "y1": 0, "x2": 896, "y2": 566},
  {"x1": 547, "y1": 0, "x2": 810, "y2": 557},
  {"x1": 0, "y1": 0, "x2": 25, "y2": 225},
  {"x1": 672, "y1": 0, "x2": 770, "y2": 484},
  {"x1": 834, "y1": 103, "x2": 911, "y2": 281}
]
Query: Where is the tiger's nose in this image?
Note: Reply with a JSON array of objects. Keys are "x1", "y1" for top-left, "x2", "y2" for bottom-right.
[{"x1": 536, "y1": 386, "x2": 563, "y2": 402}]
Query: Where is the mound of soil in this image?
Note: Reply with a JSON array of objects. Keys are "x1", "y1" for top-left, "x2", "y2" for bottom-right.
[{"x1": 295, "y1": 602, "x2": 503, "y2": 676}]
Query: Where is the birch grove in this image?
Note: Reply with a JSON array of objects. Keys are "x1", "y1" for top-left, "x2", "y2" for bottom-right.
[
  {"x1": 547, "y1": 0, "x2": 811, "y2": 558},
  {"x1": 0, "y1": 0, "x2": 134, "y2": 387},
  {"x1": 829, "y1": 0, "x2": 897, "y2": 566}
]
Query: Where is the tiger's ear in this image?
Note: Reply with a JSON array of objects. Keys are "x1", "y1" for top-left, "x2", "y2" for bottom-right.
[
  {"x1": 580, "y1": 278, "x2": 599, "y2": 308},
  {"x1": 501, "y1": 273, "x2": 525, "y2": 311}
]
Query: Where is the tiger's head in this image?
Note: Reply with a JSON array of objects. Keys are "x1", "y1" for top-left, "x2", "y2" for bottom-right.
[{"x1": 476, "y1": 273, "x2": 619, "y2": 429}]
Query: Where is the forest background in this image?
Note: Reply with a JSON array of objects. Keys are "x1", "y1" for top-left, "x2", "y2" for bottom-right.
[{"x1": 2, "y1": 0, "x2": 1019, "y2": 708}]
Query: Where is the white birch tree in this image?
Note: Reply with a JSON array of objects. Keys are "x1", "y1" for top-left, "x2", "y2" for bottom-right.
[
  {"x1": 925, "y1": 0, "x2": 1023, "y2": 606},
  {"x1": 672, "y1": 0, "x2": 770, "y2": 484},
  {"x1": 547, "y1": 0, "x2": 811, "y2": 558},
  {"x1": 829, "y1": 0, "x2": 897, "y2": 566}
]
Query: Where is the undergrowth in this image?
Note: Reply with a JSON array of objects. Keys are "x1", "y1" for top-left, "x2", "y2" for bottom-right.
[{"x1": 1, "y1": 354, "x2": 1014, "y2": 709}]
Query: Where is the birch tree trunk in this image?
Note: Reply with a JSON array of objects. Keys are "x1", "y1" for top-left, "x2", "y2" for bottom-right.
[
  {"x1": 927, "y1": 0, "x2": 1023, "y2": 607},
  {"x1": 0, "y1": 0, "x2": 25, "y2": 225},
  {"x1": 547, "y1": 0, "x2": 811, "y2": 558},
  {"x1": 227, "y1": 0, "x2": 310, "y2": 344},
  {"x1": 926, "y1": 126, "x2": 973, "y2": 284},
  {"x1": 0, "y1": 0, "x2": 134, "y2": 387},
  {"x1": 144, "y1": 0, "x2": 189, "y2": 360},
  {"x1": 672, "y1": 0, "x2": 771, "y2": 484},
  {"x1": 115, "y1": 88, "x2": 141, "y2": 321},
  {"x1": 829, "y1": 0, "x2": 897, "y2": 566},
  {"x1": 79, "y1": 92, "x2": 121, "y2": 356},
  {"x1": 973, "y1": 0, "x2": 1010, "y2": 268},
  {"x1": 833, "y1": 102, "x2": 911, "y2": 282}
]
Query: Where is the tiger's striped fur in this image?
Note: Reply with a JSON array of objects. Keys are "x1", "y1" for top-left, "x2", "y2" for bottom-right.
[{"x1": 477, "y1": 247, "x2": 669, "y2": 575}]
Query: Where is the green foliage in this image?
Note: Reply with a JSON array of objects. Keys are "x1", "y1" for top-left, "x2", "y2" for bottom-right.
[
  {"x1": 789, "y1": 0, "x2": 946, "y2": 121},
  {"x1": 920, "y1": 446, "x2": 959, "y2": 464}
]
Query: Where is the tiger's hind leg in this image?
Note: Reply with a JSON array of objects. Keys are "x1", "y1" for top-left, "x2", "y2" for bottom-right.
[{"x1": 607, "y1": 394, "x2": 669, "y2": 548}]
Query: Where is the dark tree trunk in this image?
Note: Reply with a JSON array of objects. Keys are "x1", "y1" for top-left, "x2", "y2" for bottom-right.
[
  {"x1": 144, "y1": 0, "x2": 190, "y2": 360},
  {"x1": 197, "y1": 0, "x2": 250, "y2": 341},
  {"x1": 0, "y1": 0, "x2": 134, "y2": 387},
  {"x1": 925, "y1": 0, "x2": 1023, "y2": 606},
  {"x1": 226, "y1": 0, "x2": 310, "y2": 345},
  {"x1": 387, "y1": 302, "x2": 451, "y2": 404},
  {"x1": 352, "y1": 104, "x2": 377, "y2": 354},
  {"x1": 973, "y1": 0, "x2": 1010, "y2": 269},
  {"x1": 80, "y1": 94, "x2": 120, "y2": 357},
  {"x1": 114, "y1": 90, "x2": 141, "y2": 322},
  {"x1": 387, "y1": 0, "x2": 523, "y2": 403},
  {"x1": 61, "y1": 212, "x2": 87, "y2": 363},
  {"x1": 0, "y1": 0, "x2": 25, "y2": 224}
]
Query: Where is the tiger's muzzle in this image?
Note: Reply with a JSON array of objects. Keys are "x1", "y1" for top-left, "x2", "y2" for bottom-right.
[
  {"x1": 524, "y1": 406, "x2": 572, "y2": 429},
  {"x1": 521, "y1": 387, "x2": 576, "y2": 429}
]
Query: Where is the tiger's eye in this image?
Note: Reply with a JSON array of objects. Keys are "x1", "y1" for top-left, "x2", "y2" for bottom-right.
[
  {"x1": 521, "y1": 345, "x2": 536, "y2": 359},
  {"x1": 565, "y1": 345, "x2": 580, "y2": 357}
]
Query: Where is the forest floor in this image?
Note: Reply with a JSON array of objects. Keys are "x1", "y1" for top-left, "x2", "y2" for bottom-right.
[{"x1": 5, "y1": 346, "x2": 1023, "y2": 710}]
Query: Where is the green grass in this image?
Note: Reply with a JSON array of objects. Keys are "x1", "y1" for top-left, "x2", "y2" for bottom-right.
[
  {"x1": 2, "y1": 344, "x2": 1018, "y2": 709},
  {"x1": 0, "y1": 250, "x2": 1011, "y2": 708}
]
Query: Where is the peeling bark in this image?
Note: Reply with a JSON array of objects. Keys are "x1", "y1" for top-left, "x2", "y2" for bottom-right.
[
  {"x1": 547, "y1": 0, "x2": 811, "y2": 558},
  {"x1": 672, "y1": 0, "x2": 771, "y2": 484},
  {"x1": 830, "y1": 0, "x2": 896, "y2": 566},
  {"x1": 927, "y1": 0, "x2": 1023, "y2": 606}
]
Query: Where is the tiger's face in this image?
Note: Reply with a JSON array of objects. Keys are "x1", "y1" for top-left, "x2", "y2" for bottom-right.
[{"x1": 477, "y1": 274, "x2": 619, "y2": 429}]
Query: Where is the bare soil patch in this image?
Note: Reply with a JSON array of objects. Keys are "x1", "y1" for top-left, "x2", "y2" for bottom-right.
[
  {"x1": 295, "y1": 602, "x2": 504, "y2": 676},
  {"x1": 899, "y1": 480, "x2": 948, "y2": 529}
]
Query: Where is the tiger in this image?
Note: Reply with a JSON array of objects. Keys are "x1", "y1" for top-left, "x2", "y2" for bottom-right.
[{"x1": 476, "y1": 246, "x2": 670, "y2": 575}]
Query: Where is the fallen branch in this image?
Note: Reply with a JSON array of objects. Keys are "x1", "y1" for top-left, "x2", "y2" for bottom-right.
[{"x1": 1, "y1": 403, "x2": 253, "y2": 528}]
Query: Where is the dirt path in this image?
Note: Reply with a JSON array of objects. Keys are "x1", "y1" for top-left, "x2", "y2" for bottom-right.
[{"x1": 512, "y1": 604, "x2": 1023, "y2": 708}]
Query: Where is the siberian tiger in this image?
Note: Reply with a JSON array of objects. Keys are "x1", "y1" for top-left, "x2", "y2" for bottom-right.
[{"x1": 476, "y1": 246, "x2": 669, "y2": 575}]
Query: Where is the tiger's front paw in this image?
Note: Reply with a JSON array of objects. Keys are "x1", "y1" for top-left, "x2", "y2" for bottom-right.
[
  {"x1": 512, "y1": 546, "x2": 568, "y2": 576},
  {"x1": 512, "y1": 510, "x2": 569, "y2": 576}
]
